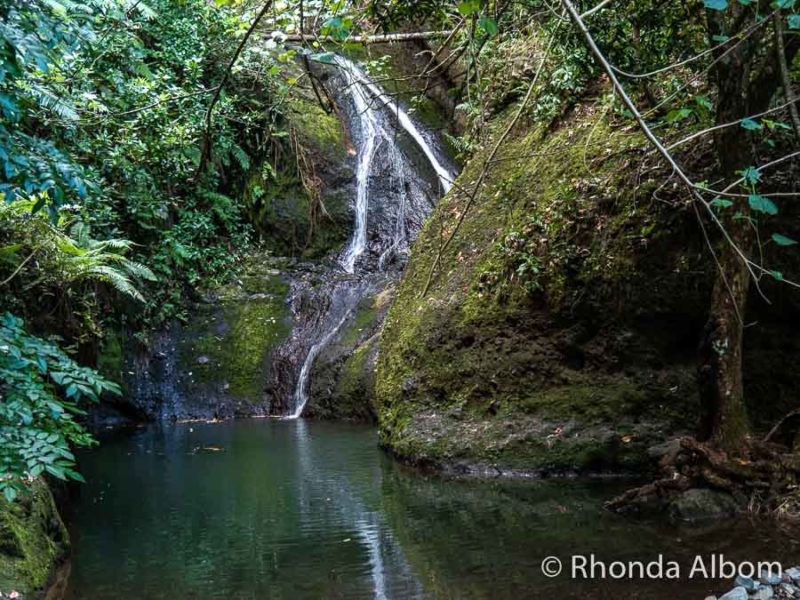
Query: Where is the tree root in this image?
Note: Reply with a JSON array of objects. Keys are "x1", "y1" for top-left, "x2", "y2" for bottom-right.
[{"x1": 605, "y1": 436, "x2": 800, "y2": 521}]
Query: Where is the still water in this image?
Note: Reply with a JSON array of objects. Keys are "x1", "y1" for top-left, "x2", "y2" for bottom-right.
[{"x1": 63, "y1": 420, "x2": 800, "y2": 599}]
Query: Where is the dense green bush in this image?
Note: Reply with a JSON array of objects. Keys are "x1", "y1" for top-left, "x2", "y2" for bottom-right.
[{"x1": 0, "y1": 313, "x2": 120, "y2": 502}]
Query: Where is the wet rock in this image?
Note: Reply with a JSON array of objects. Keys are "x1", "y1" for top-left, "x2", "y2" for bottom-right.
[
  {"x1": 667, "y1": 488, "x2": 739, "y2": 521},
  {"x1": 761, "y1": 571, "x2": 784, "y2": 586},
  {"x1": 751, "y1": 586, "x2": 774, "y2": 600}
]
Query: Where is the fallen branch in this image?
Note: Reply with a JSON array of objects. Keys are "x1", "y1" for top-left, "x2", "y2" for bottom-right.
[{"x1": 267, "y1": 30, "x2": 455, "y2": 44}]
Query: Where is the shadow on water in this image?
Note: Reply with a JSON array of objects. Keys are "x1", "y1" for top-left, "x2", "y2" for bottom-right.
[{"x1": 62, "y1": 420, "x2": 800, "y2": 599}]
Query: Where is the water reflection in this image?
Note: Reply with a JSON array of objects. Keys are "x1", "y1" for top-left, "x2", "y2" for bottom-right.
[{"x1": 64, "y1": 420, "x2": 800, "y2": 599}]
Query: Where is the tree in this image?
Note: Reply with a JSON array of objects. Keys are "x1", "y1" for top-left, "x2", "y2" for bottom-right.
[{"x1": 697, "y1": 1, "x2": 799, "y2": 451}]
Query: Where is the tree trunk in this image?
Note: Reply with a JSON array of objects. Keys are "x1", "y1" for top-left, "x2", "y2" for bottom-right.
[{"x1": 698, "y1": 11, "x2": 755, "y2": 451}]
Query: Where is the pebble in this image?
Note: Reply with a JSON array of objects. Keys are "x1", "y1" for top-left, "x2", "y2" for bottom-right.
[
  {"x1": 710, "y1": 567, "x2": 800, "y2": 600},
  {"x1": 719, "y1": 587, "x2": 748, "y2": 600},
  {"x1": 736, "y1": 575, "x2": 758, "y2": 591},
  {"x1": 761, "y1": 571, "x2": 784, "y2": 586},
  {"x1": 752, "y1": 586, "x2": 775, "y2": 600}
]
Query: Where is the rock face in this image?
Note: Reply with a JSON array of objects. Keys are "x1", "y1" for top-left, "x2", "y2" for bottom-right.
[
  {"x1": 376, "y1": 104, "x2": 709, "y2": 473},
  {"x1": 97, "y1": 255, "x2": 292, "y2": 422},
  {"x1": 0, "y1": 480, "x2": 68, "y2": 597}
]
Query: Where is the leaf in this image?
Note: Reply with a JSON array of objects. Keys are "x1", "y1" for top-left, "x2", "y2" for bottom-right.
[
  {"x1": 772, "y1": 233, "x2": 798, "y2": 246},
  {"x1": 788, "y1": 13, "x2": 800, "y2": 29},
  {"x1": 44, "y1": 464, "x2": 67, "y2": 480},
  {"x1": 710, "y1": 197, "x2": 733, "y2": 208},
  {"x1": 748, "y1": 194, "x2": 778, "y2": 215},
  {"x1": 457, "y1": 0, "x2": 481, "y2": 16},
  {"x1": 478, "y1": 16, "x2": 498, "y2": 36},
  {"x1": 740, "y1": 117, "x2": 762, "y2": 130},
  {"x1": 739, "y1": 166, "x2": 761, "y2": 186},
  {"x1": 771, "y1": 270, "x2": 785, "y2": 281},
  {"x1": 3, "y1": 486, "x2": 16, "y2": 503},
  {"x1": 704, "y1": 0, "x2": 728, "y2": 9}
]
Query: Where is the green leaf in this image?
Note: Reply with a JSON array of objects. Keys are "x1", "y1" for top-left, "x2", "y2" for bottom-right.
[
  {"x1": 788, "y1": 14, "x2": 800, "y2": 29},
  {"x1": 704, "y1": 0, "x2": 728, "y2": 10},
  {"x1": 771, "y1": 270, "x2": 785, "y2": 281},
  {"x1": 45, "y1": 464, "x2": 67, "y2": 480},
  {"x1": 748, "y1": 194, "x2": 778, "y2": 215},
  {"x1": 710, "y1": 197, "x2": 733, "y2": 208},
  {"x1": 458, "y1": 0, "x2": 481, "y2": 16},
  {"x1": 740, "y1": 118, "x2": 762, "y2": 130},
  {"x1": 3, "y1": 486, "x2": 16, "y2": 503},
  {"x1": 739, "y1": 166, "x2": 761, "y2": 186},
  {"x1": 478, "y1": 16, "x2": 498, "y2": 36},
  {"x1": 772, "y1": 233, "x2": 798, "y2": 246}
]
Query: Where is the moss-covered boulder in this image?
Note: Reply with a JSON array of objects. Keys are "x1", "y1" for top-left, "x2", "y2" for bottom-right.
[
  {"x1": 0, "y1": 480, "x2": 68, "y2": 597},
  {"x1": 243, "y1": 77, "x2": 354, "y2": 259},
  {"x1": 117, "y1": 253, "x2": 291, "y2": 421},
  {"x1": 376, "y1": 101, "x2": 714, "y2": 474},
  {"x1": 304, "y1": 289, "x2": 393, "y2": 421}
]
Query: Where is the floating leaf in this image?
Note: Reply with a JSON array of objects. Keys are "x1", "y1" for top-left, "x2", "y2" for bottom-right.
[{"x1": 772, "y1": 233, "x2": 797, "y2": 246}]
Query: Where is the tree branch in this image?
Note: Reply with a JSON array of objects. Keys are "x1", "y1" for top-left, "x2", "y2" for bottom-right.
[{"x1": 195, "y1": 1, "x2": 275, "y2": 180}]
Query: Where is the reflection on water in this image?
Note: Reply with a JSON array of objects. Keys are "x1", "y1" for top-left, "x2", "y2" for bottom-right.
[{"x1": 64, "y1": 420, "x2": 800, "y2": 599}]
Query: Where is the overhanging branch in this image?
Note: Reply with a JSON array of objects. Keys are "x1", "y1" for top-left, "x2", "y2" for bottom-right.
[{"x1": 265, "y1": 30, "x2": 455, "y2": 44}]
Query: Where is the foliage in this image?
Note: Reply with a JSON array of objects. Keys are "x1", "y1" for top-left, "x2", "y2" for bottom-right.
[
  {"x1": 0, "y1": 0, "x2": 286, "y2": 331},
  {"x1": 0, "y1": 200, "x2": 155, "y2": 340},
  {"x1": 0, "y1": 313, "x2": 121, "y2": 502}
]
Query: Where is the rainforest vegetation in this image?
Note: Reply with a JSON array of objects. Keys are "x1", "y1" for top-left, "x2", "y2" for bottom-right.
[{"x1": 2, "y1": 0, "x2": 800, "y2": 597}]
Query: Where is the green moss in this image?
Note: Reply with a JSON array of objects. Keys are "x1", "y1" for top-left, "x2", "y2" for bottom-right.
[
  {"x1": 375, "y1": 101, "x2": 709, "y2": 473},
  {"x1": 330, "y1": 338, "x2": 377, "y2": 421},
  {"x1": 340, "y1": 296, "x2": 379, "y2": 348},
  {"x1": 287, "y1": 97, "x2": 347, "y2": 162},
  {"x1": 97, "y1": 327, "x2": 124, "y2": 387},
  {"x1": 0, "y1": 479, "x2": 68, "y2": 595},
  {"x1": 243, "y1": 91, "x2": 350, "y2": 258},
  {"x1": 179, "y1": 257, "x2": 290, "y2": 400}
]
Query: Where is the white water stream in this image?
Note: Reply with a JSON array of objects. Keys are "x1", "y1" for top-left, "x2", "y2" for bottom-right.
[{"x1": 288, "y1": 55, "x2": 453, "y2": 419}]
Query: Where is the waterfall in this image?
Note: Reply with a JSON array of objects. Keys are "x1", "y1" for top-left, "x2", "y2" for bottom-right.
[
  {"x1": 336, "y1": 55, "x2": 452, "y2": 274},
  {"x1": 284, "y1": 55, "x2": 454, "y2": 419}
]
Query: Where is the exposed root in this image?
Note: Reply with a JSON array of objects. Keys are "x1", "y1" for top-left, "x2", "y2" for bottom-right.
[{"x1": 606, "y1": 436, "x2": 800, "y2": 521}]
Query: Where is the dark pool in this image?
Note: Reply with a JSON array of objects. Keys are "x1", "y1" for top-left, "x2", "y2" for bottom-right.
[{"x1": 62, "y1": 420, "x2": 800, "y2": 599}]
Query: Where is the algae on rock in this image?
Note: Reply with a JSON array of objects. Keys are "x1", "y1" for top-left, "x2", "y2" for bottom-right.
[
  {"x1": 0, "y1": 479, "x2": 68, "y2": 596},
  {"x1": 376, "y1": 101, "x2": 711, "y2": 474}
]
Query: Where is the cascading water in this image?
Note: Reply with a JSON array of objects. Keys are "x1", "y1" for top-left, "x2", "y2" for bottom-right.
[
  {"x1": 278, "y1": 55, "x2": 455, "y2": 419},
  {"x1": 336, "y1": 55, "x2": 453, "y2": 276}
]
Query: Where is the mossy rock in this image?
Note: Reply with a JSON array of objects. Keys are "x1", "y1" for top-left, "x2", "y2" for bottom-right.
[
  {"x1": 243, "y1": 83, "x2": 353, "y2": 259},
  {"x1": 0, "y1": 479, "x2": 68, "y2": 596},
  {"x1": 304, "y1": 290, "x2": 393, "y2": 421},
  {"x1": 178, "y1": 257, "x2": 291, "y2": 404},
  {"x1": 376, "y1": 100, "x2": 710, "y2": 474}
]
